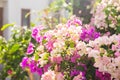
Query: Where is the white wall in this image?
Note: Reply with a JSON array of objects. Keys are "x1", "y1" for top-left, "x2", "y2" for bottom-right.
[
  {"x1": 8, "y1": 0, "x2": 49, "y2": 25},
  {"x1": 3, "y1": 0, "x2": 9, "y2": 40},
  {"x1": 0, "y1": 1, "x2": 3, "y2": 7},
  {"x1": 4, "y1": 0, "x2": 49, "y2": 39}
]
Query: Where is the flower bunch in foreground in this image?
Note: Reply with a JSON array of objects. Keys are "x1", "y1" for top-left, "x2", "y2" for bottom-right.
[
  {"x1": 19, "y1": 0, "x2": 120, "y2": 79},
  {"x1": 20, "y1": 18, "x2": 100, "y2": 80}
]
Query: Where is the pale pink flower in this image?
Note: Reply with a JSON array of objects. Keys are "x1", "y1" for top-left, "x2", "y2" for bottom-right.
[
  {"x1": 45, "y1": 40, "x2": 55, "y2": 52},
  {"x1": 73, "y1": 72, "x2": 85, "y2": 80},
  {"x1": 112, "y1": 45, "x2": 117, "y2": 51},
  {"x1": 115, "y1": 51, "x2": 120, "y2": 57},
  {"x1": 56, "y1": 72, "x2": 64, "y2": 80},
  {"x1": 88, "y1": 49, "x2": 100, "y2": 58},
  {"x1": 27, "y1": 42, "x2": 34, "y2": 55},
  {"x1": 41, "y1": 70, "x2": 55, "y2": 80},
  {"x1": 51, "y1": 55, "x2": 63, "y2": 64}
]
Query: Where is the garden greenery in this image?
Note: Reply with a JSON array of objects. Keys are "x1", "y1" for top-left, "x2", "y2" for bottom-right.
[{"x1": 0, "y1": 26, "x2": 31, "y2": 80}]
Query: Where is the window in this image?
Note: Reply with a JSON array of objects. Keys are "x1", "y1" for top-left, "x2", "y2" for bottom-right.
[
  {"x1": 0, "y1": 7, "x2": 3, "y2": 36},
  {"x1": 21, "y1": 9, "x2": 30, "y2": 27}
]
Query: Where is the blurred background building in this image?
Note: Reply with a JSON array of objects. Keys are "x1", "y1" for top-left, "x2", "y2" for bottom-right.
[
  {"x1": 0, "y1": 0, "x2": 94, "y2": 40},
  {"x1": 0, "y1": 0, "x2": 50, "y2": 40}
]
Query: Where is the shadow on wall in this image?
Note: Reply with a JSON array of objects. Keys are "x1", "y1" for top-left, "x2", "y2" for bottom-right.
[
  {"x1": 73, "y1": 0, "x2": 93, "y2": 24},
  {"x1": 0, "y1": 64, "x2": 3, "y2": 80}
]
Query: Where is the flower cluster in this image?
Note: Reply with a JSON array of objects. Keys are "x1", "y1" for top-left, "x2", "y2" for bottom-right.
[
  {"x1": 88, "y1": 34, "x2": 120, "y2": 79},
  {"x1": 80, "y1": 26, "x2": 100, "y2": 42},
  {"x1": 20, "y1": 18, "x2": 100, "y2": 80},
  {"x1": 92, "y1": 0, "x2": 120, "y2": 34},
  {"x1": 20, "y1": 16, "x2": 120, "y2": 79},
  {"x1": 20, "y1": 0, "x2": 120, "y2": 79}
]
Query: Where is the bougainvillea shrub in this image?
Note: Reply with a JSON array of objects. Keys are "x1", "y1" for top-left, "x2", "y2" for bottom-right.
[
  {"x1": 20, "y1": 0, "x2": 120, "y2": 80},
  {"x1": 20, "y1": 17, "x2": 102, "y2": 80},
  {"x1": 91, "y1": 0, "x2": 120, "y2": 35}
]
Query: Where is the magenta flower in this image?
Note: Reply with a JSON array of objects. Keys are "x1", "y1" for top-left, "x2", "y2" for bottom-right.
[
  {"x1": 45, "y1": 40, "x2": 54, "y2": 52},
  {"x1": 43, "y1": 64, "x2": 51, "y2": 72},
  {"x1": 27, "y1": 42, "x2": 34, "y2": 55},
  {"x1": 80, "y1": 27, "x2": 100, "y2": 42},
  {"x1": 37, "y1": 67, "x2": 43, "y2": 76},
  {"x1": 29, "y1": 60, "x2": 37, "y2": 72},
  {"x1": 36, "y1": 35, "x2": 43, "y2": 43},
  {"x1": 20, "y1": 57, "x2": 29, "y2": 69},
  {"x1": 71, "y1": 53, "x2": 80, "y2": 63},
  {"x1": 32, "y1": 27, "x2": 39, "y2": 39},
  {"x1": 70, "y1": 69, "x2": 80, "y2": 77},
  {"x1": 32, "y1": 25, "x2": 44, "y2": 42},
  {"x1": 96, "y1": 69, "x2": 111, "y2": 80}
]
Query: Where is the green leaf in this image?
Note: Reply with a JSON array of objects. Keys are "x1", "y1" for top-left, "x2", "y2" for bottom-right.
[
  {"x1": 100, "y1": 53, "x2": 104, "y2": 57},
  {"x1": 9, "y1": 43, "x2": 20, "y2": 54},
  {"x1": 43, "y1": 52, "x2": 49, "y2": 60},
  {"x1": 86, "y1": 60, "x2": 96, "y2": 80},
  {"x1": 30, "y1": 22, "x2": 35, "y2": 27},
  {"x1": 116, "y1": 26, "x2": 120, "y2": 34},
  {"x1": 69, "y1": 41, "x2": 75, "y2": 48},
  {"x1": 101, "y1": 45, "x2": 108, "y2": 50},
  {"x1": 42, "y1": 39, "x2": 47, "y2": 44},
  {"x1": 107, "y1": 49, "x2": 114, "y2": 57},
  {"x1": 34, "y1": 53, "x2": 39, "y2": 60},
  {"x1": 76, "y1": 66, "x2": 84, "y2": 71},
  {"x1": 1, "y1": 23, "x2": 15, "y2": 31},
  {"x1": 25, "y1": 12, "x2": 30, "y2": 18}
]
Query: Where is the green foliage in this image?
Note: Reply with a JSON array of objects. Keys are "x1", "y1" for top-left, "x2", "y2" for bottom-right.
[
  {"x1": 31, "y1": 0, "x2": 73, "y2": 29},
  {"x1": 49, "y1": 0, "x2": 72, "y2": 14},
  {"x1": 101, "y1": 44, "x2": 115, "y2": 57},
  {"x1": 76, "y1": 66, "x2": 84, "y2": 71},
  {"x1": 0, "y1": 26, "x2": 31, "y2": 80},
  {"x1": 65, "y1": 40, "x2": 75, "y2": 48},
  {"x1": 101, "y1": 4, "x2": 120, "y2": 34},
  {"x1": 59, "y1": 54, "x2": 96, "y2": 80},
  {"x1": 1, "y1": 23, "x2": 15, "y2": 31},
  {"x1": 116, "y1": 26, "x2": 120, "y2": 34}
]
